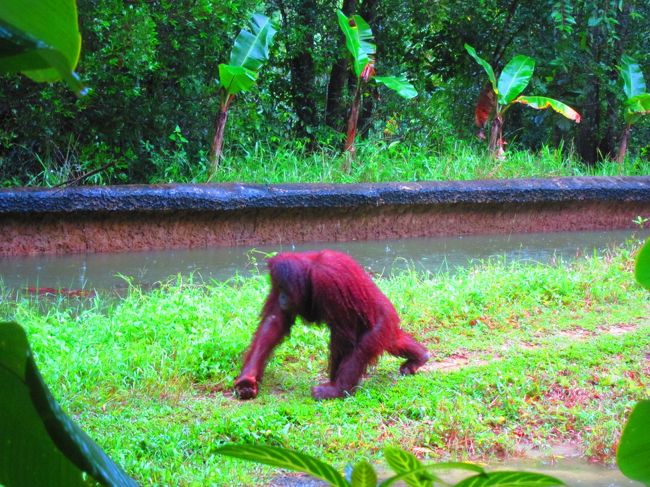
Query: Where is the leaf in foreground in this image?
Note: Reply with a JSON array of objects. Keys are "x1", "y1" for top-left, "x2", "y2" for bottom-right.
[
  {"x1": 351, "y1": 460, "x2": 377, "y2": 487},
  {"x1": 0, "y1": 321, "x2": 138, "y2": 487},
  {"x1": 0, "y1": 0, "x2": 85, "y2": 94},
  {"x1": 617, "y1": 400, "x2": 650, "y2": 484},
  {"x1": 454, "y1": 470, "x2": 565, "y2": 486},
  {"x1": 215, "y1": 444, "x2": 349, "y2": 487},
  {"x1": 635, "y1": 239, "x2": 650, "y2": 291},
  {"x1": 382, "y1": 447, "x2": 437, "y2": 486}
]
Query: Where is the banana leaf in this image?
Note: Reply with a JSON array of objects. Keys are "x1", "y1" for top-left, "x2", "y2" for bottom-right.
[
  {"x1": 624, "y1": 93, "x2": 650, "y2": 124},
  {"x1": 374, "y1": 75, "x2": 417, "y2": 99},
  {"x1": 0, "y1": 0, "x2": 84, "y2": 94},
  {"x1": 228, "y1": 13, "x2": 276, "y2": 72},
  {"x1": 498, "y1": 54, "x2": 535, "y2": 105},
  {"x1": 0, "y1": 322, "x2": 138, "y2": 487},
  {"x1": 513, "y1": 95, "x2": 581, "y2": 122},
  {"x1": 218, "y1": 63, "x2": 258, "y2": 95},
  {"x1": 464, "y1": 44, "x2": 497, "y2": 95},
  {"x1": 337, "y1": 10, "x2": 376, "y2": 78},
  {"x1": 620, "y1": 55, "x2": 647, "y2": 100}
]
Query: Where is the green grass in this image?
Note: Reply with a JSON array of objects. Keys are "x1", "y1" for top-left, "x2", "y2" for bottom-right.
[
  {"x1": 184, "y1": 140, "x2": 650, "y2": 184},
  {"x1": 1, "y1": 242, "x2": 649, "y2": 485},
  {"x1": 20, "y1": 139, "x2": 650, "y2": 187}
]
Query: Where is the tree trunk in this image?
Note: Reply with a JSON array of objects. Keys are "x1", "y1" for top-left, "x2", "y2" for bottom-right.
[
  {"x1": 488, "y1": 114, "x2": 505, "y2": 159},
  {"x1": 209, "y1": 97, "x2": 232, "y2": 178},
  {"x1": 325, "y1": 0, "x2": 357, "y2": 132},
  {"x1": 343, "y1": 84, "x2": 362, "y2": 170},
  {"x1": 287, "y1": 0, "x2": 318, "y2": 140},
  {"x1": 615, "y1": 124, "x2": 631, "y2": 164}
]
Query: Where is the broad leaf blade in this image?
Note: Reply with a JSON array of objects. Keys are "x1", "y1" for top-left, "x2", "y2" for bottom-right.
[
  {"x1": 617, "y1": 400, "x2": 650, "y2": 483},
  {"x1": 624, "y1": 93, "x2": 650, "y2": 124},
  {"x1": 383, "y1": 447, "x2": 436, "y2": 487},
  {"x1": 513, "y1": 96, "x2": 581, "y2": 122},
  {"x1": 337, "y1": 10, "x2": 376, "y2": 78},
  {"x1": 634, "y1": 238, "x2": 650, "y2": 292},
  {"x1": 498, "y1": 55, "x2": 535, "y2": 105},
  {"x1": 215, "y1": 444, "x2": 349, "y2": 487},
  {"x1": 0, "y1": 3, "x2": 84, "y2": 95},
  {"x1": 228, "y1": 13, "x2": 276, "y2": 72},
  {"x1": 620, "y1": 55, "x2": 646, "y2": 100},
  {"x1": 464, "y1": 44, "x2": 497, "y2": 93},
  {"x1": 218, "y1": 63, "x2": 258, "y2": 95},
  {"x1": 0, "y1": 322, "x2": 138, "y2": 487},
  {"x1": 351, "y1": 460, "x2": 377, "y2": 487},
  {"x1": 374, "y1": 75, "x2": 417, "y2": 99},
  {"x1": 455, "y1": 471, "x2": 565, "y2": 486}
]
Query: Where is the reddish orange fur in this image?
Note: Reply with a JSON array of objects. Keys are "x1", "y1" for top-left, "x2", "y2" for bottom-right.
[{"x1": 234, "y1": 250, "x2": 429, "y2": 400}]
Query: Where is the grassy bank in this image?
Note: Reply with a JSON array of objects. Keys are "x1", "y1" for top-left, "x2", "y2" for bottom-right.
[
  {"x1": 16, "y1": 141, "x2": 650, "y2": 187},
  {"x1": 1, "y1": 242, "x2": 649, "y2": 485}
]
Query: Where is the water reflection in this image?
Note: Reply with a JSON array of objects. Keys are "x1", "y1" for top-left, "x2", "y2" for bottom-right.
[{"x1": 0, "y1": 229, "x2": 647, "y2": 291}]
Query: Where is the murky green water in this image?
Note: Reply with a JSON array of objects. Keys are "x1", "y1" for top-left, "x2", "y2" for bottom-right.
[{"x1": 0, "y1": 229, "x2": 647, "y2": 291}]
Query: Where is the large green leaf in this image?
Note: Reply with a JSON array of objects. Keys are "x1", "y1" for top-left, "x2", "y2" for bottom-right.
[
  {"x1": 464, "y1": 44, "x2": 497, "y2": 94},
  {"x1": 498, "y1": 55, "x2": 535, "y2": 105},
  {"x1": 228, "y1": 13, "x2": 276, "y2": 72},
  {"x1": 0, "y1": 322, "x2": 138, "y2": 487},
  {"x1": 374, "y1": 75, "x2": 417, "y2": 99},
  {"x1": 513, "y1": 96, "x2": 581, "y2": 122},
  {"x1": 617, "y1": 400, "x2": 650, "y2": 484},
  {"x1": 454, "y1": 471, "x2": 565, "y2": 486},
  {"x1": 218, "y1": 63, "x2": 258, "y2": 95},
  {"x1": 351, "y1": 460, "x2": 377, "y2": 487},
  {"x1": 0, "y1": 0, "x2": 84, "y2": 94},
  {"x1": 215, "y1": 444, "x2": 349, "y2": 487},
  {"x1": 337, "y1": 10, "x2": 376, "y2": 78},
  {"x1": 624, "y1": 93, "x2": 650, "y2": 124},
  {"x1": 634, "y1": 239, "x2": 650, "y2": 291},
  {"x1": 620, "y1": 55, "x2": 647, "y2": 100}
]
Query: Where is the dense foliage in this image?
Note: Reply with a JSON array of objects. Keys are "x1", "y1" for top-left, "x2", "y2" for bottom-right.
[{"x1": 1, "y1": 0, "x2": 649, "y2": 185}]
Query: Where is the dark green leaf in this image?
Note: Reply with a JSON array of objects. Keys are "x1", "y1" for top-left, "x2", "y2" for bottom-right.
[
  {"x1": 634, "y1": 239, "x2": 650, "y2": 291},
  {"x1": 337, "y1": 10, "x2": 376, "y2": 78},
  {"x1": 374, "y1": 75, "x2": 417, "y2": 99},
  {"x1": 0, "y1": 1, "x2": 84, "y2": 94},
  {"x1": 513, "y1": 96, "x2": 581, "y2": 122},
  {"x1": 0, "y1": 322, "x2": 138, "y2": 487},
  {"x1": 228, "y1": 13, "x2": 276, "y2": 72},
  {"x1": 464, "y1": 44, "x2": 497, "y2": 94},
  {"x1": 617, "y1": 400, "x2": 650, "y2": 483},
  {"x1": 498, "y1": 55, "x2": 535, "y2": 105},
  {"x1": 351, "y1": 460, "x2": 377, "y2": 487},
  {"x1": 218, "y1": 63, "x2": 258, "y2": 95},
  {"x1": 454, "y1": 471, "x2": 565, "y2": 486},
  {"x1": 215, "y1": 444, "x2": 349, "y2": 487},
  {"x1": 620, "y1": 56, "x2": 647, "y2": 100}
]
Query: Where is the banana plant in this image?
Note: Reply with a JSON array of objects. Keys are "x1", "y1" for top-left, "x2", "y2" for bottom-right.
[
  {"x1": 337, "y1": 10, "x2": 417, "y2": 165},
  {"x1": 465, "y1": 44, "x2": 581, "y2": 159},
  {"x1": 210, "y1": 13, "x2": 277, "y2": 177},
  {"x1": 615, "y1": 56, "x2": 650, "y2": 163}
]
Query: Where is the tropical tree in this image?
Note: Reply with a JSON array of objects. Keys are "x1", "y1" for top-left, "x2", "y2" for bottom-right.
[
  {"x1": 465, "y1": 44, "x2": 581, "y2": 159},
  {"x1": 336, "y1": 10, "x2": 417, "y2": 166},
  {"x1": 210, "y1": 13, "x2": 277, "y2": 177},
  {"x1": 615, "y1": 56, "x2": 650, "y2": 163}
]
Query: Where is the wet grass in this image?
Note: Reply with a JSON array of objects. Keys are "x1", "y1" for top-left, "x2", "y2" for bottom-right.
[
  {"x1": 152, "y1": 140, "x2": 650, "y2": 185},
  {"x1": 1, "y1": 240, "x2": 648, "y2": 485}
]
